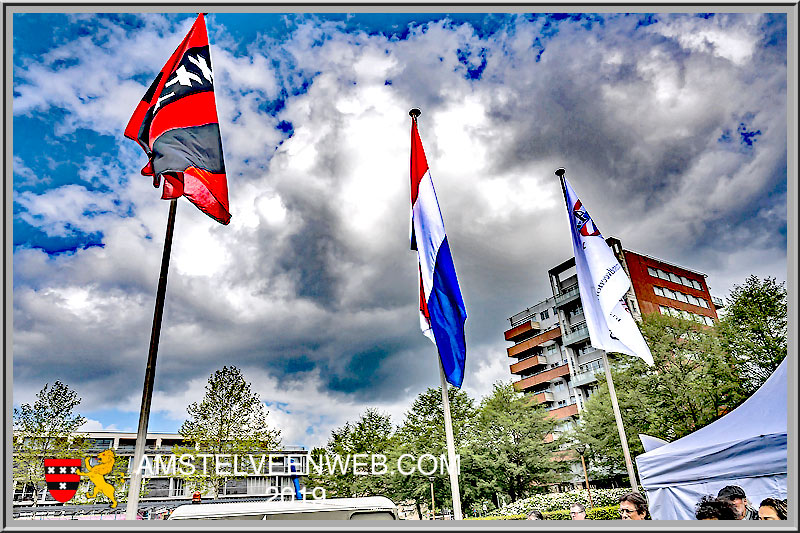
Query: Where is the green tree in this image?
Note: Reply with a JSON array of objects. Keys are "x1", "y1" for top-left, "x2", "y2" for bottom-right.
[
  {"x1": 13, "y1": 381, "x2": 87, "y2": 506},
  {"x1": 572, "y1": 313, "x2": 747, "y2": 479},
  {"x1": 174, "y1": 366, "x2": 282, "y2": 499},
  {"x1": 307, "y1": 408, "x2": 395, "y2": 499},
  {"x1": 464, "y1": 382, "x2": 568, "y2": 504},
  {"x1": 391, "y1": 386, "x2": 476, "y2": 518},
  {"x1": 717, "y1": 275, "x2": 787, "y2": 393}
]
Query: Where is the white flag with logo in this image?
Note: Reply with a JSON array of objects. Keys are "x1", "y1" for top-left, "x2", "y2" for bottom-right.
[{"x1": 561, "y1": 177, "x2": 653, "y2": 366}]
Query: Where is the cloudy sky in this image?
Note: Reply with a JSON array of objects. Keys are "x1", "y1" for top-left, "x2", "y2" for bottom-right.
[{"x1": 11, "y1": 10, "x2": 788, "y2": 447}]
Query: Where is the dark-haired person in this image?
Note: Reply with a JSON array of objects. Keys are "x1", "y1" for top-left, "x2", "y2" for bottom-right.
[
  {"x1": 759, "y1": 498, "x2": 787, "y2": 520},
  {"x1": 569, "y1": 503, "x2": 587, "y2": 520},
  {"x1": 526, "y1": 510, "x2": 544, "y2": 520},
  {"x1": 618, "y1": 492, "x2": 650, "y2": 520},
  {"x1": 717, "y1": 485, "x2": 758, "y2": 519},
  {"x1": 695, "y1": 495, "x2": 738, "y2": 520}
]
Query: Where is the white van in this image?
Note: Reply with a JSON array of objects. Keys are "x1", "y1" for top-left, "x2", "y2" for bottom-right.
[{"x1": 168, "y1": 496, "x2": 398, "y2": 521}]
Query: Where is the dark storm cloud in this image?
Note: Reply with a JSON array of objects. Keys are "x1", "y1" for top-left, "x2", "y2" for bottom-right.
[{"x1": 275, "y1": 202, "x2": 344, "y2": 306}]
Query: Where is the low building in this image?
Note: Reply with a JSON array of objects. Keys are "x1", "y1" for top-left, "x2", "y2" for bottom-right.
[{"x1": 12, "y1": 430, "x2": 307, "y2": 508}]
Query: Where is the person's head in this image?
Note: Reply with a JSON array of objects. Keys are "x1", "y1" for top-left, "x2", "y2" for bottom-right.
[
  {"x1": 695, "y1": 495, "x2": 738, "y2": 520},
  {"x1": 526, "y1": 510, "x2": 544, "y2": 520},
  {"x1": 717, "y1": 485, "x2": 748, "y2": 519},
  {"x1": 759, "y1": 498, "x2": 787, "y2": 520},
  {"x1": 618, "y1": 492, "x2": 649, "y2": 520},
  {"x1": 569, "y1": 503, "x2": 586, "y2": 520}
]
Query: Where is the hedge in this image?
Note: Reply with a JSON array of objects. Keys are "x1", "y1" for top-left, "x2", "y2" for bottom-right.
[
  {"x1": 543, "y1": 505, "x2": 620, "y2": 520},
  {"x1": 464, "y1": 506, "x2": 620, "y2": 521},
  {"x1": 465, "y1": 515, "x2": 527, "y2": 520},
  {"x1": 490, "y1": 487, "x2": 642, "y2": 516}
]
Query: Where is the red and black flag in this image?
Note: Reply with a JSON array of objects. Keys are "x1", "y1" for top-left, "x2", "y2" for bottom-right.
[
  {"x1": 124, "y1": 14, "x2": 231, "y2": 225},
  {"x1": 44, "y1": 458, "x2": 81, "y2": 503}
]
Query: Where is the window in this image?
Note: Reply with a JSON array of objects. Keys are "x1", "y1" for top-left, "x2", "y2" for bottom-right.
[
  {"x1": 145, "y1": 478, "x2": 170, "y2": 498},
  {"x1": 578, "y1": 343, "x2": 595, "y2": 356},
  {"x1": 547, "y1": 344, "x2": 558, "y2": 353},
  {"x1": 554, "y1": 381, "x2": 566, "y2": 392},
  {"x1": 557, "y1": 400, "x2": 567, "y2": 407},
  {"x1": 13, "y1": 482, "x2": 36, "y2": 501},
  {"x1": 668, "y1": 272, "x2": 681, "y2": 283},
  {"x1": 170, "y1": 478, "x2": 185, "y2": 497},
  {"x1": 648, "y1": 267, "x2": 659, "y2": 277},
  {"x1": 655, "y1": 285, "x2": 709, "y2": 308},
  {"x1": 223, "y1": 478, "x2": 248, "y2": 496},
  {"x1": 704, "y1": 316, "x2": 715, "y2": 326},
  {"x1": 540, "y1": 309, "x2": 549, "y2": 320},
  {"x1": 658, "y1": 269, "x2": 670, "y2": 280},
  {"x1": 247, "y1": 476, "x2": 269, "y2": 495},
  {"x1": 692, "y1": 280, "x2": 703, "y2": 290}
]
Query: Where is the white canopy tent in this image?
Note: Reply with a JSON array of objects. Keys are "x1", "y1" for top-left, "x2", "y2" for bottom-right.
[{"x1": 635, "y1": 359, "x2": 788, "y2": 520}]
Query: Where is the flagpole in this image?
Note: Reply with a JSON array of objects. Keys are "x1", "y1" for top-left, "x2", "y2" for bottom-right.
[
  {"x1": 600, "y1": 350, "x2": 640, "y2": 492},
  {"x1": 125, "y1": 198, "x2": 178, "y2": 520},
  {"x1": 555, "y1": 168, "x2": 639, "y2": 493},
  {"x1": 438, "y1": 361, "x2": 463, "y2": 520},
  {"x1": 410, "y1": 108, "x2": 464, "y2": 519}
]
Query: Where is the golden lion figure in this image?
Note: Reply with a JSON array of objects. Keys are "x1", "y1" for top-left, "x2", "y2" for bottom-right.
[{"x1": 78, "y1": 449, "x2": 118, "y2": 508}]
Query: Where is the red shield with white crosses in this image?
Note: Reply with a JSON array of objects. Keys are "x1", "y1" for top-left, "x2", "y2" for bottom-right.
[{"x1": 44, "y1": 458, "x2": 81, "y2": 503}]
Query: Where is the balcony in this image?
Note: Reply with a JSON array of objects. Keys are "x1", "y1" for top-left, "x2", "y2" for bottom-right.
[
  {"x1": 513, "y1": 364, "x2": 570, "y2": 392},
  {"x1": 510, "y1": 355, "x2": 547, "y2": 375},
  {"x1": 507, "y1": 326, "x2": 562, "y2": 357},
  {"x1": 554, "y1": 285, "x2": 580, "y2": 307},
  {"x1": 572, "y1": 370, "x2": 599, "y2": 387},
  {"x1": 546, "y1": 403, "x2": 579, "y2": 420},
  {"x1": 563, "y1": 323, "x2": 590, "y2": 346},
  {"x1": 533, "y1": 391, "x2": 555, "y2": 404},
  {"x1": 504, "y1": 320, "x2": 541, "y2": 342}
]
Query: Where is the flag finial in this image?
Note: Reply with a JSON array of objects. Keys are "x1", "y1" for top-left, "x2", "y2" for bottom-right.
[
  {"x1": 409, "y1": 108, "x2": 421, "y2": 119},
  {"x1": 555, "y1": 167, "x2": 566, "y2": 178}
]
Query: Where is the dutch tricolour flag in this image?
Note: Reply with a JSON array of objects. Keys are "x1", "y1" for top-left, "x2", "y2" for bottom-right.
[{"x1": 410, "y1": 117, "x2": 468, "y2": 388}]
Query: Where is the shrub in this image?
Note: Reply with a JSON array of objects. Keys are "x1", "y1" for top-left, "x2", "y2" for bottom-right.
[
  {"x1": 465, "y1": 514, "x2": 527, "y2": 520},
  {"x1": 542, "y1": 509, "x2": 570, "y2": 520},
  {"x1": 542, "y1": 505, "x2": 619, "y2": 521},
  {"x1": 587, "y1": 505, "x2": 619, "y2": 520},
  {"x1": 490, "y1": 487, "x2": 641, "y2": 516}
]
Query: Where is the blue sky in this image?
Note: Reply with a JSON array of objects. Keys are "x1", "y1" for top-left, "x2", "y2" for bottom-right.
[{"x1": 11, "y1": 11, "x2": 789, "y2": 447}]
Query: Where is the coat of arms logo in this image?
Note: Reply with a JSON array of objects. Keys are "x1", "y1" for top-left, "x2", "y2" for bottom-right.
[{"x1": 44, "y1": 458, "x2": 81, "y2": 503}]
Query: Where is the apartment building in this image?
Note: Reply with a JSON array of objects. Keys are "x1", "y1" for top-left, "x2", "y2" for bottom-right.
[
  {"x1": 12, "y1": 430, "x2": 307, "y2": 508},
  {"x1": 506, "y1": 237, "x2": 723, "y2": 421}
]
